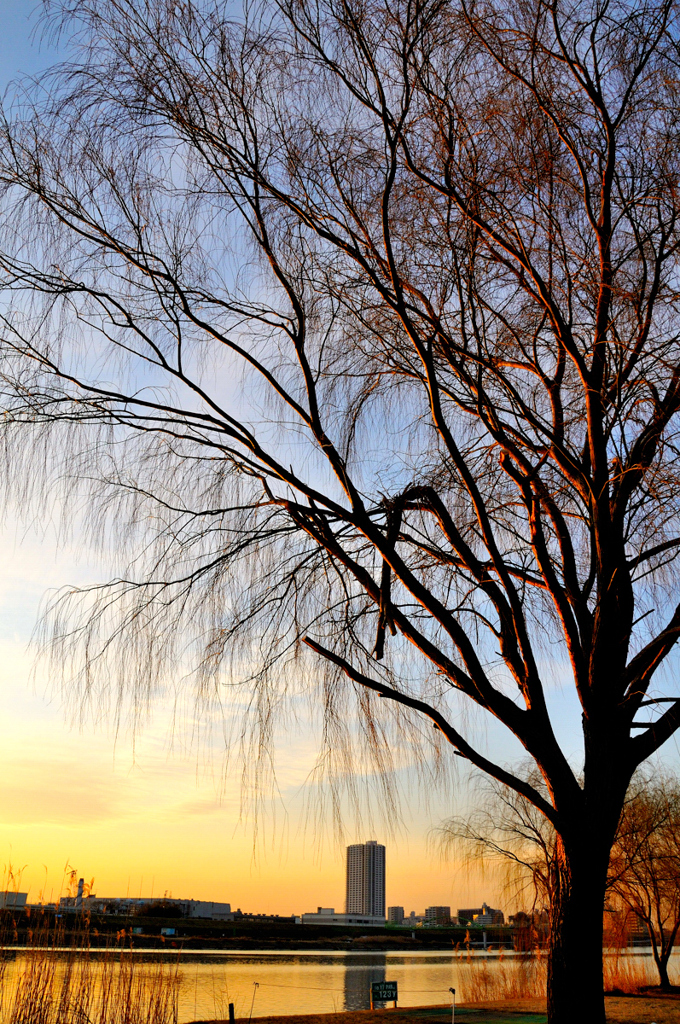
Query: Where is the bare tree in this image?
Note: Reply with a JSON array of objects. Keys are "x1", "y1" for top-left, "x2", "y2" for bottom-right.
[
  {"x1": 446, "y1": 770, "x2": 680, "y2": 989},
  {"x1": 610, "y1": 774, "x2": 680, "y2": 990},
  {"x1": 440, "y1": 768, "x2": 559, "y2": 921},
  {"x1": 1, "y1": 0, "x2": 680, "y2": 1019}
]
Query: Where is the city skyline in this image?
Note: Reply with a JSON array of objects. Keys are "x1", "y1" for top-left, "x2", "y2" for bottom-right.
[
  {"x1": 3, "y1": 851, "x2": 503, "y2": 923},
  {"x1": 0, "y1": 562, "x2": 498, "y2": 915}
]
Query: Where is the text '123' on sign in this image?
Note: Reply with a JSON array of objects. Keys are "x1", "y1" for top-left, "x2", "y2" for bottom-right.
[{"x1": 371, "y1": 982, "x2": 398, "y2": 1005}]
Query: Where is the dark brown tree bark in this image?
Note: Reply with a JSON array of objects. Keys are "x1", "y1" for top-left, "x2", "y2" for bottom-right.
[
  {"x1": 0, "y1": 1, "x2": 680, "y2": 1018},
  {"x1": 547, "y1": 779, "x2": 629, "y2": 1023},
  {"x1": 548, "y1": 840, "x2": 610, "y2": 1022}
]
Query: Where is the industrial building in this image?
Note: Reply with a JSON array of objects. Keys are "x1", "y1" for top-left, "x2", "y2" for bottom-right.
[
  {"x1": 299, "y1": 907, "x2": 386, "y2": 927},
  {"x1": 59, "y1": 888, "x2": 233, "y2": 920},
  {"x1": 0, "y1": 892, "x2": 27, "y2": 910}
]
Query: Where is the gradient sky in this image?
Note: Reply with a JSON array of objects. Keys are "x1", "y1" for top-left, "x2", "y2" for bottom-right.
[
  {"x1": 1, "y1": 507, "x2": 501, "y2": 915},
  {"x1": 1, "y1": 0, "x2": 679, "y2": 921}
]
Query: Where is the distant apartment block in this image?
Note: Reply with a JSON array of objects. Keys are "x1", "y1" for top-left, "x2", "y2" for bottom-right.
[
  {"x1": 425, "y1": 905, "x2": 452, "y2": 926},
  {"x1": 300, "y1": 907, "x2": 386, "y2": 927},
  {"x1": 345, "y1": 840, "x2": 385, "y2": 917},
  {"x1": 457, "y1": 902, "x2": 504, "y2": 926},
  {"x1": 387, "y1": 906, "x2": 404, "y2": 925}
]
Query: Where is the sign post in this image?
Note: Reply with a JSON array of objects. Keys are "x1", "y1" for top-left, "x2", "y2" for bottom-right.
[
  {"x1": 449, "y1": 987, "x2": 456, "y2": 1024},
  {"x1": 370, "y1": 981, "x2": 398, "y2": 1009}
]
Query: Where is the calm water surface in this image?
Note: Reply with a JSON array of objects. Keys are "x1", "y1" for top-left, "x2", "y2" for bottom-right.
[
  {"x1": 2, "y1": 947, "x2": 678, "y2": 1022},
  {"x1": 173, "y1": 950, "x2": 467, "y2": 1020}
]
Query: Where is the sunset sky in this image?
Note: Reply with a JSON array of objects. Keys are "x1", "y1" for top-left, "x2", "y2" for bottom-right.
[
  {"x1": 0, "y1": 503, "x2": 522, "y2": 916},
  {"x1": 1, "y1": 0, "x2": 679, "y2": 922}
]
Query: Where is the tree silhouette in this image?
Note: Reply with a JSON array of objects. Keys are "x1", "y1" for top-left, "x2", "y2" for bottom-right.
[{"x1": 1, "y1": 1, "x2": 680, "y2": 1018}]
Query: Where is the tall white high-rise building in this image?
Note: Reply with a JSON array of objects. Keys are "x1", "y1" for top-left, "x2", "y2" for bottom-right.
[{"x1": 345, "y1": 840, "x2": 385, "y2": 917}]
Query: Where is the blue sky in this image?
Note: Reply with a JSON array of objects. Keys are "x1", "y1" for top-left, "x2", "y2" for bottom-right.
[{"x1": 0, "y1": 1, "x2": 62, "y2": 92}]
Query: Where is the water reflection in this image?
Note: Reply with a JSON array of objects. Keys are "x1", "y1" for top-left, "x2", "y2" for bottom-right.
[{"x1": 343, "y1": 954, "x2": 386, "y2": 1010}]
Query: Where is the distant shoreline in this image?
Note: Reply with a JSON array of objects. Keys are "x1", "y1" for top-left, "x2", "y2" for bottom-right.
[
  {"x1": 0, "y1": 946, "x2": 518, "y2": 955},
  {"x1": 0, "y1": 944, "x2": 671, "y2": 956}
]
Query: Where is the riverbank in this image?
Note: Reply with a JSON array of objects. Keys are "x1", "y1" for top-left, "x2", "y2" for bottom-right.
[{"x1": 188, "y1": 994, "x2": 680, "y2": 1024}]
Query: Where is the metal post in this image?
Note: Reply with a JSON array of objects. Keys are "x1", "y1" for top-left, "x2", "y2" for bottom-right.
[
  {"x1": 229, "y1": 1004, "x2": 235, "y2": 1024},
  {"x1": 248, "y1": 983, "x2": 259, "y2": 1024},
  {"x1": 449, "y1": 987, "x2": 456, "y2": 1024}
]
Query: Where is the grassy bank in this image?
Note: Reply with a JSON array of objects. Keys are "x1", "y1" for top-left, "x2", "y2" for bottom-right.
[{"x1": 187, "y1": 992, "x2": 680, "y2": 1024}]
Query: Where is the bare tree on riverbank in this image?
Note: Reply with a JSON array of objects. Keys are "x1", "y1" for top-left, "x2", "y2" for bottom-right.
[
  {"x1": 439, "y1": 768, "x2": 558, "y2": 918},
  {"x1": 610, "y1": 774, "x2": 680, "y2": 990},
  {"x1": 1, "y1": 1, "x2": 680, "y2": 1020},
  {"x1": 443, "y1": 769, "x2": 680, "y2": 990}
]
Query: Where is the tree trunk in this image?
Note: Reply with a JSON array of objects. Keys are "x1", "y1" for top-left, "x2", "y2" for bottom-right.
[
  {"x1": 647, "y1": 919, "x2": 673, "y2": 989},
  {"x1": 547, "y1": 836, "x2": 609, "y2": 1024},
  {"x1": 654, "y1": 949, "x2": 671, "y2": 991}
]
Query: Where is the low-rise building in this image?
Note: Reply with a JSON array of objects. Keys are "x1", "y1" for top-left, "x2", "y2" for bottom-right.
[
  {"x1": 184, "y1": 900, "x2": 233, "y2": 920},
  {"x1": 233, "y1": 910, "x2": 296, "y2": 923},
  {"x1": 300, "y1": 906, "x2": 385, "y2": 927},
  {"x1": 387, "y1": 906, "x2": 404, "y2": 925}
]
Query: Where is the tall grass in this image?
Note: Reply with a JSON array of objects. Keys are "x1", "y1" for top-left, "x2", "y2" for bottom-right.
[
  {"x1": 602, "y1": 953, "x2": 654, "y2": 995},
  {"x1": 453, "y1": 950, "x2": 547, "y2": 1003},
  {"x1": 448, "y1": 945, "x2": 679, "y2": 1002},
  {"x1": 603, "y1": 948, "x2": 680, "y2": 994},
  {"x1": 0, "y1": 920, "x2": 180, "y2": 1024}
]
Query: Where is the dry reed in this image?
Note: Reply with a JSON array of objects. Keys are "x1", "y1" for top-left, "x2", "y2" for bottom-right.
[
  {"x1": 0, "y1": 928, "x2": 180, "y2": 1024},
  {"x1": 451, "y1": 946, "x2": 680, "y2": 1002},
  {"x1": 603, "y1": 949, "x2": 679, "y2": 994},
  {"x1": 451, "y1": 948, "x2": 547, "y2": 1003}
]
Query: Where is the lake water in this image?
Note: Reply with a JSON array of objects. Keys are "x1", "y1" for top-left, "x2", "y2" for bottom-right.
[
  {"x1": 1, "y1": 947, "x2": 678, "y2": 1023},
  {"x1": 169, "y1": 950, "x2": 501, "y2": 1019}
]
